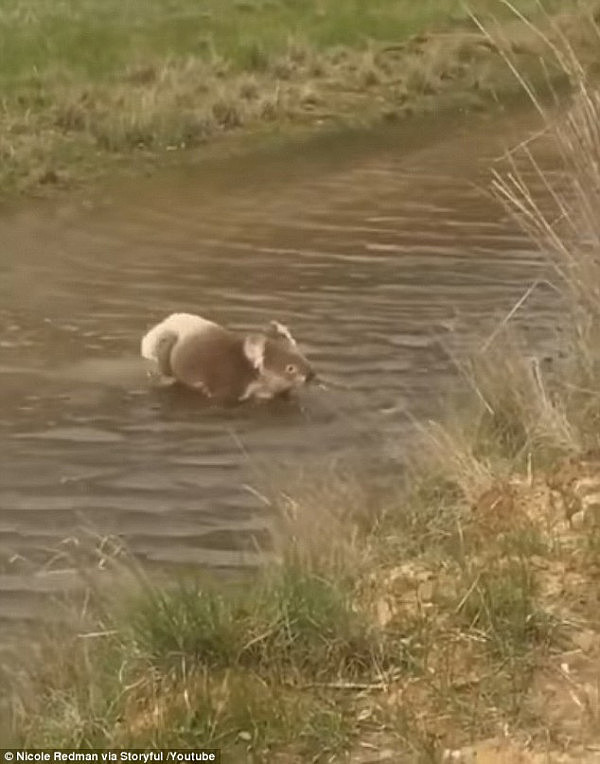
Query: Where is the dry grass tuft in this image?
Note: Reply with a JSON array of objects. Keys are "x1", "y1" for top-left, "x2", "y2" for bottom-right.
[{"x1": 1, "y1": 0, "x2": 599, "y2": 195}]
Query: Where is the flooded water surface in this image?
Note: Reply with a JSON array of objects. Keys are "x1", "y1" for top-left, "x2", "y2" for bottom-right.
[{"x1": 0, "y1": 108, "x2": 560, "y2": 624}]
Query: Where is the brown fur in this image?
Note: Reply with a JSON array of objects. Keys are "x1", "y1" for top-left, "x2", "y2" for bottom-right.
[
  {"x1": 170, "y1": 325, "x2": 257, "y2": 401},
  {"x1": 145, "y1": 315, "x2": 314, "y2": 403}
]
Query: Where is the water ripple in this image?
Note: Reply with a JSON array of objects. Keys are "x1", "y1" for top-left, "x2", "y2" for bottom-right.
[{"x1": 0, "y1": 111, "x2": 561, "y2": 622}]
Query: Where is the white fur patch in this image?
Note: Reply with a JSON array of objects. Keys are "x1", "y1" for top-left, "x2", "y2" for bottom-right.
[
  {"x1": 243, "y1": 334, "x2": 266, "y2": 370},
  {"x1": 141, "y1": 313, "x2": 217, "y2": 361},
  {"x1": 239, "y1": 379, "x2": 266, "y2": 401},
  {"x1": 240, "y1": 376, "x2": 289, "y2": 401},
  {"x1": 269, "y1": 320, "x2": 297, "y2": 346},
  {"x1": 191, "y1": 380, "x2": 213, "y2": 397}
]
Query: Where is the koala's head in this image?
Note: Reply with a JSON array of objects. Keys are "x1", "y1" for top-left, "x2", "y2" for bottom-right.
[{"x1": 243, "y1": 321, "x2": 314, "y2": 397}]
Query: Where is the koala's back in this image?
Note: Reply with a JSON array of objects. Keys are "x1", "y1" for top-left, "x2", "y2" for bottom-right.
[{"x1": 169, "y1": 325, "x2": 255, "y2": 401}]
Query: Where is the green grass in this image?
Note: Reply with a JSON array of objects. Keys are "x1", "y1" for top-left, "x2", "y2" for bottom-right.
[
  {"x1": 3, "y1": 560, "x2": 383, "y2": 753},
  {"x1": 457, "y1": 559, "x2": 557, "y2": 657},
  {"x1": 0, "y1": 0, "x2": 567, "y2": 84},
  {"x1": 120, "y1": 565, "x2": 383, "y2": 679},
  {"x1": 0, "y1": 0, "x2": 592, "y2": 195}
]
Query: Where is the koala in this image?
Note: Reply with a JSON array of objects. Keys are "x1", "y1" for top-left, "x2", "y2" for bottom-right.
[{"x1": 141, "y1": 312, "x2": 314, "y2": 403}]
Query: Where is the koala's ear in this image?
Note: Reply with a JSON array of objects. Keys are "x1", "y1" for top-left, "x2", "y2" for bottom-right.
[
  {"x1": 268, "y1": 320, "x2": 297, "y2": 347},
  {"x1": 243, "y1": 334, "x2": 267, "y2": 370}
]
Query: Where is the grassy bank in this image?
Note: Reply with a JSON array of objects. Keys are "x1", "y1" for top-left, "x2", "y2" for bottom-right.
[
  {"x1": 0, "y1": 0, "x2": 599, "y2": 196},
  {"x1": 7, "y1": 431, "x2": 600, "y2": 758}
]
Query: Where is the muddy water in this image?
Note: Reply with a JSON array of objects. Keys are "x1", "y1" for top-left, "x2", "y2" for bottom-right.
[{"x1": 0, "y1": 108, "x2": 559, "y2": 624}]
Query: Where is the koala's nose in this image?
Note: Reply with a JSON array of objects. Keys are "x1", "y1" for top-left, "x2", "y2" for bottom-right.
[{"x1": 305, "y1": 368, "x2": 316, "y2": 383}]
